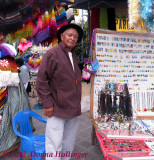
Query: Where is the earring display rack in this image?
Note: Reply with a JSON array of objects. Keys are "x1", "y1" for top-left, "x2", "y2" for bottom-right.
[
  {"x1": 91, "y1": 29, "x2": 154, "y2": 121},
  {"x1": 89, "y1": 29, "x2": 154, "y2": 156}
]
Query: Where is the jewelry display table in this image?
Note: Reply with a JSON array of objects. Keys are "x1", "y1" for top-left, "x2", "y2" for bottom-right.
[
  {"x1": 96, "y1": 129, "x2": 154, "y2": 160},
  {"x1": 89, "y1": 29, "x2": 154, "y2": 159}
]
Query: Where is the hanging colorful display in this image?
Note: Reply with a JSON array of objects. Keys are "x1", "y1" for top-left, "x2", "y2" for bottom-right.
[
  {"x1": 17, "y1": 38, "x2": 32, "y2": 54},
  {"x1": 0, "y1": 43, "x2": 19, "y2": 88},
  {"x1": 55, "y1": 5, "x2": 68, "y2": 29},
  {"x1": 128, "y1": 0, "x2": 154, "y2": 32},
  {"x1": 27, "y1": 51, "x2": 42, "y2": 72},
  {"x1": 128, "y1": 0, "x2": 143, "y2": 30},
  {"x1": 0, "y1": 0, "x2": 23, "y2": 35},
  {"x1": 41, "y1": 5, "x2": 58, "y2": 47},
  {"x1": 0, "y1": 57, "x2": 19, "y2": 88},
  {"x1": 140, "y1": 0, "x2": 153, "y2": 31},
  {"x1": 9, "y1": 20, "x2": 33, "y2": 43},
  {"x1": 8, "y1": 2, "x2": 68, "y2": 47},
  {"x1": 0, "y1": 88, "x2": 8, "y2": 118},
  {"x1": 33, "y1": 10, "x2": 50, "y2": 46},
  {"x1": 0, "y1": 43, "x2": 19, "y2": 121},
  {"x1": 92, "y1": 29, "x2": 154, "y2": 121}
]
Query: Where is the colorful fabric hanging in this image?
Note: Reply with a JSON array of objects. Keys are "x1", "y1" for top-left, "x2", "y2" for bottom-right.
[
  {"x1": 0, "y1": 88, "x2": 8, "y2": 115},
  {"x1": 49, "y1": 5, "x2": 57, "y2": 38},
  {"x1": 32, "y1": 15, "x2": 42, "y2": 36},
  {"x1": 0, "y1": 89, "x2": 7, "y2": 100},
  {"x1": 33, "y1": 11, "x2": 50, "y2": 46},
  {"x1": 0, "y1": 84, "x2": 32, "y2": 152},
  {"x1": 17, "y1": 38, "x2": 32, "y2": 53},
  {"x1": 41, "y1": 5, "x2": 58, "y2": 47},
  {"x1": 0, "y1": 95, "x2": 8, "y2": 110},
  {"x1": 27, "y1": 51, "x2": 42, "y2": 72},
  {"x1": 140, "y1": 0, "x2": 153, "y2": 31},
  {"x1": 0, "y1": 0, "x2": 23, "y2": 35},
  {"x1": 0, "y1": 105, "x2": 5, "y2": 116},
  {"x1": 0, "y1": 44, "x2": 19, "y2": 88},
  {"x1": 55, "y1": 6, "x2": 68, "y2": 29},
  {"x1": 128, "y1": 0, "x2": 143, "y2": 30},
  {"x1": 9, "y1": 20, "x2": 33, "y2": 42},
  {"x1": 0, "y1": 58, "x2": 18, "y2": 73},
  {"x1": 9, "y1": 4, "x2": 67, "y2": 46},
  {"x1": 22, "y1": 51, "x2": 33, "y2": 65}
]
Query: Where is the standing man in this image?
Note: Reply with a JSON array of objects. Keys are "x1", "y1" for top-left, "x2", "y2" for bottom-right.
[{"x1": 36, "y1": 23, "x2": 83, "y2": 160}]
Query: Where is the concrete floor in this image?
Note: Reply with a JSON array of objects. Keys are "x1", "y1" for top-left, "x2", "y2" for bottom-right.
[
  {"x1": 0, "y1": 110, "x2": 105, "y2": 160},
  {"x1": 0, "y1": 82, "x2": 105, "y2": 160}
]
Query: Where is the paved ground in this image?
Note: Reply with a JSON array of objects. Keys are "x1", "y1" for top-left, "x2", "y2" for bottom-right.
[{"x1": 0, "y1": 82, "x2": 105, "y2": 160}]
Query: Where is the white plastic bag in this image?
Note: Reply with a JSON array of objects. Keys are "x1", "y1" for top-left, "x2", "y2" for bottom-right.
[{"x1": 81, "y1": 96, "x2": 90, "y2": 112}]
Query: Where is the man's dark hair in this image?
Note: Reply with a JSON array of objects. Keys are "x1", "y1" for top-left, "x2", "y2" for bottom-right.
[{"x1": 15, "y1": 58, "x2": 24, "y2": 67}]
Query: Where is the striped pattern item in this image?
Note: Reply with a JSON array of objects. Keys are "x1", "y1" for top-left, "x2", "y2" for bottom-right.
[
  {"x1": 0, "y1": 0, "x2": 23, "y2": 35},
  {"x1": 0, "y1": 88, "x2": 8, "y2": 116},
  {"x1": 55, "y1": 6, "x2": 68, "y2": 30}
]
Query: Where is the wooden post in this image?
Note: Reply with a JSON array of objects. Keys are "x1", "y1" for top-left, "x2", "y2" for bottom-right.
[
  {"x1": 91, "y1": 125, "x2": 96, "y2": 145},
  {"x1": 90, "y1": 48, "x2": 100, "y2": 145},
  {"x1": 90, "y1": 72, "x2": 95, "y2": 145}
]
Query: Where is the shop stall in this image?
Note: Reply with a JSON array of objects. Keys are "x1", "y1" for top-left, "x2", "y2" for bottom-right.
[
  {"x1": 0, "y1": 43, "x2": 33, "y2": 155},
  {"x1": 90, "y1": 28, "x2": 154, "y2": 159}
]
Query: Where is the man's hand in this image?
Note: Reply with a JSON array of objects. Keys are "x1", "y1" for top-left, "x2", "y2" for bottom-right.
[{"x1": 44, "y1": 107, "x2": 54, "y2": 117}]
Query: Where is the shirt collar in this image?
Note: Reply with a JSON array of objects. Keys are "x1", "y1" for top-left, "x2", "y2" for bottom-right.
[{"x1": 59, "y1": 42, "x2": 75, "y2": 53}]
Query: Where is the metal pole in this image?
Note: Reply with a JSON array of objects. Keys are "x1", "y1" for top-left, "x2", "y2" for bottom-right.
[
  {"x1": 81, "y1": 9, "x2": 84, "y2": 62},
  {"x1": 86, "y1": 3, "x2": 90, "y2": 57}
]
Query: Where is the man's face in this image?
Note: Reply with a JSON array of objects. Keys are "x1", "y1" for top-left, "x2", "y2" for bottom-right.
[{"x1": 60, "y1": 28, "x2": 78, "y2": 51}]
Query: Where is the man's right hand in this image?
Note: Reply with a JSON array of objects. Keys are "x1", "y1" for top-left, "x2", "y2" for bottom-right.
[{"x1": 44, "y1": 107, "x2": 54, "y2": 117}]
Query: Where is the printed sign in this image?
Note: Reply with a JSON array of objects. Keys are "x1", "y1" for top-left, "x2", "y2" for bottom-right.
[{"x1": 116, "y1": 18, "x2": 147, "y2": 33}]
